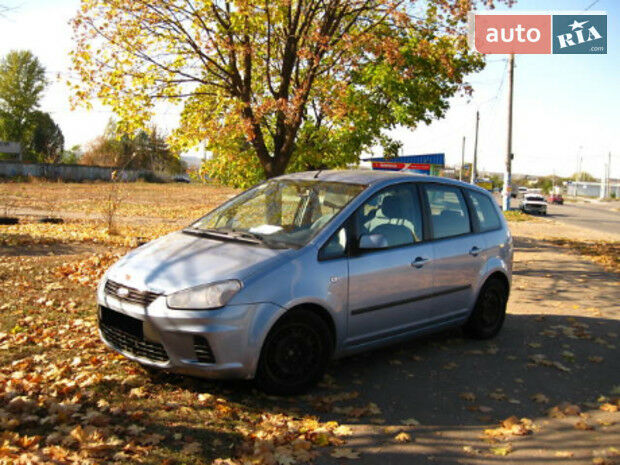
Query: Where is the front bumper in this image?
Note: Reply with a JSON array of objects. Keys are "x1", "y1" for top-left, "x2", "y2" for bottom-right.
[
  {"x1": 97, "y1": 289, "x2": 283, "y2": 380},
  {"x1": 522, "y1": 205, "x2": 546, "y2": 214}
]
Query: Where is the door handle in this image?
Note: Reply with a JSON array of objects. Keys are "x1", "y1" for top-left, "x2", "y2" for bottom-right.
[
  {"x1": 411, "y1": 256, "x2": 430, "y2": 268},
  {"x1": 469, "y1": 246, "x2": 480, "y2": 257}
]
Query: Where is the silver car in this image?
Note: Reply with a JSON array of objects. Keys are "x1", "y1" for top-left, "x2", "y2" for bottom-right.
[{"x1": 97, "y1": 170, "x2": 512, "y2": 394}]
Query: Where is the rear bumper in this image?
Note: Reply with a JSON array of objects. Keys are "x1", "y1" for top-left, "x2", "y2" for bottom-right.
[{"x1": 97, "y1": 291, "x2": 283, "y2": 380}]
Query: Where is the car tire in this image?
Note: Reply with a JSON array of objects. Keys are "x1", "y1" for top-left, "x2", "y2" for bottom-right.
[
  {"x1": 463, "y1": 278, "x2": 508, "y2": 340},
  {"x1": 255, "y1": 309, "x2": 333, "y2": 396}
]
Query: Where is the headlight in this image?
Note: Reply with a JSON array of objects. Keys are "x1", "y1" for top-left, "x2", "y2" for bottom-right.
[{"x1": 166, "y1": 280, "x2": 242, "y2": 310}]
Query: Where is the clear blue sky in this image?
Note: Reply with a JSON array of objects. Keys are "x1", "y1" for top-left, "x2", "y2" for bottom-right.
[{"x1": 0, "y1": 0, "x2": 618, "y2": 177}]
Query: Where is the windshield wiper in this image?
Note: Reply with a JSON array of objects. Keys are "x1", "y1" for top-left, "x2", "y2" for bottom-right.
[
  {"x1": 183, "y1": 227, "x2": 290, "y2": 248},
  {"x1": 182, "y1": 227, "x2": 257, "y2": 242}
]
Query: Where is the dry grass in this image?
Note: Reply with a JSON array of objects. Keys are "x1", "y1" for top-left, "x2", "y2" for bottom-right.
[
  {"x1": 503, "y1": 210, "x2": 540, "y2": 222},
  {"x1": 0, "y1": 180, "x2": 239, "y2": 222},
  {"x1": 546, "y1": 238, "x2": 620, "y2": 273}
]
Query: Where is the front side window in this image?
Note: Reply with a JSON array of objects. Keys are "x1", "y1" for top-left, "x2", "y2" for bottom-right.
[
  {"x1": 189, "y1": 179, "x2": 366, "y2": 248},
  {"x1": 424, "y1": 184, "x2": 471, "y2": 239},
  {"x1": 465, "y1": 190, "x2": 501, "y2": 232},
  {"x1": 355, "y1": 183, "x2": 423, "y2": 248}
]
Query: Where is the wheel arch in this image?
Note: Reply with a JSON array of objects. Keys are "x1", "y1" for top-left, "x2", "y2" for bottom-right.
[
  {"x1": 483, "y1": 270, "x2": 510, "y2": 298},
  {"x1": 277, "y1": 303, "x2": 337, "y2": 353}
]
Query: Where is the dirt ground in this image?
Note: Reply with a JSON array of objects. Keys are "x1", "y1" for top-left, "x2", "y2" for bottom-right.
[
  {"x1": 312, "y1": 220, "x2": 619, "y2": 465},
  {"x1": 0, "y1": 182, "x2": 618, "y2": 464}
]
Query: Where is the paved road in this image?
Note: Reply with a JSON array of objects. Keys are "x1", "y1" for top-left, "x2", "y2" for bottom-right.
[{"x1": 546, "y1": 202, "x2": 620, "y2": 236}]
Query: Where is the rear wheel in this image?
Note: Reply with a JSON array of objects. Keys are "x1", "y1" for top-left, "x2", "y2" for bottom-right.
[
  {"x1": 256, "y1": 309, "x2": 332, "y2": 395},
  {"x1": 463, "y1": 278, "x2": 508, "y2": 340}
]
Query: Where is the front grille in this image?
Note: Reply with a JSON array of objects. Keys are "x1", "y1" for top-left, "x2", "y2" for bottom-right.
[
  {"x1": 193, "y1": 336, "x2": 215, "y2": 363},
  {"x1": 104, "y1": 280, "x2": 161, "y2": 307},
  {"x1": 99, "y1": 306, "x2": 168, "y2": 362}
]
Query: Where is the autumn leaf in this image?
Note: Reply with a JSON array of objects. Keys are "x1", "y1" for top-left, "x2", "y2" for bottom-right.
[
  {"x1": 394, "y1": 432, "x2": 412, "y2": 443},
  {"x1": 600, "y1": 403, "x2": 619, "y2": 413},
  {"x1": 333, "y1": 425, "x2": 353, "y2": 436},
  {"x1": 490, "y1": 444, "x2": 513, "y2": 456},
  {"x1": 400, "y1": 418, "x2": 421, "y2": 426},
  {"x1": 574, "y1": 420, "x2": 594, "y2": 431}
]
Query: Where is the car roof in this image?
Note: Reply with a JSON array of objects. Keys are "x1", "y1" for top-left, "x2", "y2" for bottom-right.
[{"x1": 276, "y1": 169, "x2": 484, "y2": 191}]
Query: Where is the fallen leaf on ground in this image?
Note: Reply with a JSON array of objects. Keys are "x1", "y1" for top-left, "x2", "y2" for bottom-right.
[
  {"x1": 394, "y1": 432, "x2": 412, "y2": 443},
  {"x1": 600, "y1": 403, "x2": 618, "y2": 413},
  {"x1": 489, "y1": 444, "x2": 513, "y2": 456},
  {"x1": 574, "y1": 420, "x2": 594, "y2": 431}
]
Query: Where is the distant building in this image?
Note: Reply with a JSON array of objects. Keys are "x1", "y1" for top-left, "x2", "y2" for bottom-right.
[
  {"x1": 363, "y1": 153, "x2": 445, "y2": 176},
  {"x1": 0, "y1": 141, "x2": 22, "y2": 160},
  {"x1": 565, "y1": 181, "x2": 620, "y2": 198}
]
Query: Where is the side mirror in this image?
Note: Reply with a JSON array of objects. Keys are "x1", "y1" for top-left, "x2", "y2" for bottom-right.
[{"x1": 358, "y1": 233, "x2": 388, "y2": 250}]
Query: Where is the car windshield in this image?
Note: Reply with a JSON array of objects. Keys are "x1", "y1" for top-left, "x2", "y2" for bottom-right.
[
  {"x1": 525, "y1": 195, "x2": 545, "y2": 201},
  {"x1": 187, "y1": 179, "x2": 366, "y2": 248}
]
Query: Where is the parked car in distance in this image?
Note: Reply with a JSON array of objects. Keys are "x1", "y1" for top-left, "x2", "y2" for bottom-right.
[
  {"x1": 97, "y1": 170, "x2": 513, "y2": 394},
  {"x1": 520, "y1": 193, "x2": 548, "y2": 215},
  {"x1": 548, "y1": 193, "x2": 564, "y2": 205}
]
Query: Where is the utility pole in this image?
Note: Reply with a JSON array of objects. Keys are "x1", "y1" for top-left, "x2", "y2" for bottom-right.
[
  {"x1": 470, "y1": 111, "x2": 479, "y2": 184},
  {"x1": 460, "y1": 136, "x2": 466, "y2": 181},
  {"x1": 601, "y1": 151, "x2": 611, "y2": 198},
  {"x1": 502, "y1": 54, "x2": 515, "y2": 211},
  {"x1": 606, "y1": 152, "x2": 611, "y2": 197}
]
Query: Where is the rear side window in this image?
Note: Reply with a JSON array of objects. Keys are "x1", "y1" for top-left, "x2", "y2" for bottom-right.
[
  {"x1": 423, "y1": 185, "x2": 471, "y2": 239},
  {"x1": 465, "y1": 190, "x2": 501, "y2": 232}
]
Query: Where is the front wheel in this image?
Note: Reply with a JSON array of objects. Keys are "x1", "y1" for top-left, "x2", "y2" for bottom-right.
[
  {"x1": 255, "y1": 309, "x2": 333, "y2": 395},
  {"x1": 463, "y1": 278, "x2": 508, "y2": 340}
]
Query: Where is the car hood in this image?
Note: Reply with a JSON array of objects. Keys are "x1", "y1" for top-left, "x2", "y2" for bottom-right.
[
  {"x1": 106, "y1": 231, "x2": 293, "y2": 294},
  {"x1": 523, "y1": 200, "x2": 547, "y2": 206}
]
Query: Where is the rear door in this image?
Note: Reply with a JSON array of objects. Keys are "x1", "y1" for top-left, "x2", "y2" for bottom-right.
[
  {"x1": 346, "y1": 183, "x2": 436, "y2": 346},
  {"x1": 463, "y1": 188, "x2": 505, "y2": 272},
  {"x1": 421, "y1": 183, "x2": 484, "y2": 320}
]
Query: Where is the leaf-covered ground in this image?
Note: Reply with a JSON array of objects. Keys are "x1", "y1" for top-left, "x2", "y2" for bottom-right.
[{"x1": 1, "y1": 181, "x2": 619, "y2": 465}]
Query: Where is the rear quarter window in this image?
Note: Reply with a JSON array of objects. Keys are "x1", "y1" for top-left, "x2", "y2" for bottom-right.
[{"x1": 465, "y1": 190, "x2": 501, "y2": 232}]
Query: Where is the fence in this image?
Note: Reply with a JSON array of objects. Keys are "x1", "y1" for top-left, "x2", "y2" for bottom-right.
[{"x1": 0, "y1": 160, "x2": 171, "y2": 182}]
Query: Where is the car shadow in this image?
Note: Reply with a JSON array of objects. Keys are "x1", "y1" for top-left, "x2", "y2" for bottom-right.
[{"x1": 146, "y1": 313, "x2": 619, "y2": 464}]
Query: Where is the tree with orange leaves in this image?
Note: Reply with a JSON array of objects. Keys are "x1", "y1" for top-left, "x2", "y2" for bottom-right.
[{"x1": 71, "y1": 0, "x2": 504, "y2": 181}]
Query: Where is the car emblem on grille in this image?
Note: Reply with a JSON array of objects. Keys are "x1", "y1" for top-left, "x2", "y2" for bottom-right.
[{"x1": 117, "y1": 287, "x2": 130, "y2": 298}]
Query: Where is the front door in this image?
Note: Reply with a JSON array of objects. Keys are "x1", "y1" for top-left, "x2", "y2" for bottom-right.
[{"x1": 346, "y1": 183, "x2": 436, "y2": 346}]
